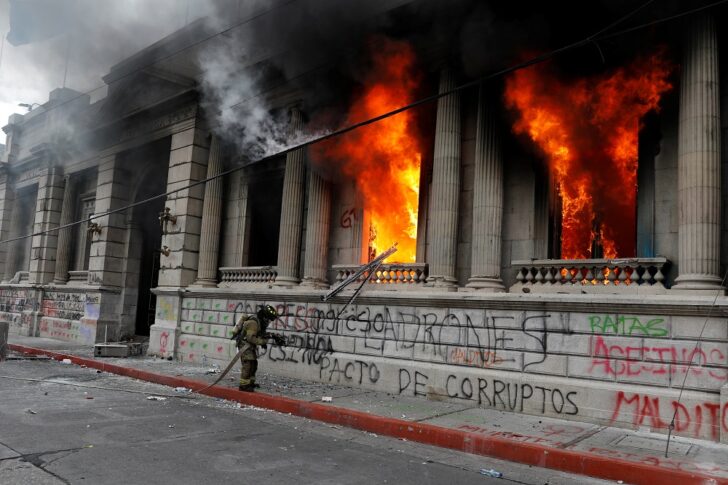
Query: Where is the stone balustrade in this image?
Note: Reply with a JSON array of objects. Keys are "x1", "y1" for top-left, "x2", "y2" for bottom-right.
[
  {"x1": 333, "y1": 263, "x2": 428, "y2": 289},
  {"x1": 219, "y1": 266, "x2": 278, "y2": 286},
  {"x1": 511, "y1": 258, "x2": 670, "y2": 294}
]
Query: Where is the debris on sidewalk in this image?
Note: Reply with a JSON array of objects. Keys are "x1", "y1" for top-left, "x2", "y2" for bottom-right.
[
  {"x1": 321, "y1": 396, "x2": 333, "y2": 402},
  {"x1": 94, "y1": 344, "x2": 129, "y2": 358},
  {"x1": 147, "y1": 396, "x2": 167, "y2": 401},
  {"x1": 205, "y1": 364, "x2": 221, "y2": 374},
  {"x1": 174, "y1": 387, "x2": 192, "y2": 393},
  {"x1": 480, "y1": 468, "x2": 503, "y2": 478},
  {"x1": 26, "y1": 409, "x2": 37, "y2": 415},
  {"x1": 61, "y1": 358, "x2": 72, "y2": 364}
]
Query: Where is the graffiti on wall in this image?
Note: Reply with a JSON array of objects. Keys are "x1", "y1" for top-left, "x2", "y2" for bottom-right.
[
  {"x1": 43, "y1": 292, "x2": 86, "y2": 320},
  {"x1": 176, "y1": 297, "x2": 728, "y2": 440},
  {"x1": 38, "y1": 317, "x2": 95, "y2": 344},
  {"x1": 610, "y1": 391, "x2": 728, "y2": 440},
  {"x1": 0, "y1": 288, "x2": 30, "y2": 313}
]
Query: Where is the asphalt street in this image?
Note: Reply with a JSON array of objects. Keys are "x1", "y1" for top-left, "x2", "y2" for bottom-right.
[{"x1": 0, "y1": 356, "x2": 611, "y2": 484}]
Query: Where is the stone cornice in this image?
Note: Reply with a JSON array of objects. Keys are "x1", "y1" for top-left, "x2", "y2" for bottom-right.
[
  {"x1": 0, "y1": 283, "x2": 121, "y2": 295},
  {"x1": 151, "y1": 286, "x2": 728, "y2": 318}
]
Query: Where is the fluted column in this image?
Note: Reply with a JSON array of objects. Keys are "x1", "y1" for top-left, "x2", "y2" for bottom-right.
[
  {"x1": 467, "y1": 85, "x2": 504, "y2": 291},
  {"x1": 53, "y1": 175, "x2": 76, "y2": 284},
  {"x1": 275, "y1": 107, "x2": 306, "y2": 287},
  {"x1": 4, "y1": 197, "x2": 23, "y2": 282},
  {"x1": 674, "y1": 14, "x2": 723, "y2": 291},
  {"x1": 300, "y1": 171, "x2": 332, "y2": 288},
  {"x1": 193, "y1": 135, "x2": 224, "y2": 286},
  {"x1": 426, "y1": 67, "x2": 461, "y2": 289}
]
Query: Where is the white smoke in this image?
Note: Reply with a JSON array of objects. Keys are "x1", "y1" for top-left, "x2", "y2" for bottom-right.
[
  {"x1": 196, "y1": 0, "x2": 412, "y2": 161},
  {"x1": 197, "y1": 35, "x2": 296, "y2": 161}
]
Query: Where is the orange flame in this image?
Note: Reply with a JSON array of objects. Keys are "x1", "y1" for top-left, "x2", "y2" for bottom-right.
[
  {"x1": 314, "y1": 38, "x2": 421, "y2": 262},
  {"x1": 505, "y1": 51, "x2": 672, "y2": 259}
]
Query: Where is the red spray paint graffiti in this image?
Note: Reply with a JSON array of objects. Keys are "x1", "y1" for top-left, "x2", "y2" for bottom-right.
[
  {"x1": 590, "y1": 335, "x2": 728, "y2": 381},
  {"x1": 610, "y1": 391, "x2": 728, "y2": 440}
]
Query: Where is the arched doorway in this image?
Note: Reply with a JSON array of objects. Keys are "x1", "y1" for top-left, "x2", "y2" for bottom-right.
[{"x1": 118, "y1": 138, "x2": 170, "y2": 337}]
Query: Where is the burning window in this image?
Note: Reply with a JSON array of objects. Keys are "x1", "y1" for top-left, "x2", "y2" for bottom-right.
[
  {"x1": 504, "y1": 51, "x2": 673, "y2": 259},
  {"x1": 314, "y1": 38, "x2": 422, "y2": 263}
]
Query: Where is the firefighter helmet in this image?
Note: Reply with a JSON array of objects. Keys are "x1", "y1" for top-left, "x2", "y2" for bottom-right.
[{"x1": 257, "y1": 304, "x2": 278, "y2": 322}]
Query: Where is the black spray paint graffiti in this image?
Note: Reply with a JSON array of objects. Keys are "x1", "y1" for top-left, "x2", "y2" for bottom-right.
[
  {"x1": 230, "y1": 302, "x2": 339, "y2": 365},
  {"x1": 269, "y1": 303, "x2": 574, "y2": 371},
  {"x1": 319, "y1": 357, "x2": 380, "y2": 385},
  {"x1": 398, "y1": 368, "x2": 579, "y2": 416},
  {"x1": 263, "y1": 334, "x2": 335, "y2": 366}
]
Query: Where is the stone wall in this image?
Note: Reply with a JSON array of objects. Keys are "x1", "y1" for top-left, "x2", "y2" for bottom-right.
[
  {"x1": 0, "y1": 285, "x2": 107, "y2": 345},
  {"x1": 149, "y1": 290, "x2": 728, "y2": 442},
  {"x1": 38, "y1": 291, "x2": 99, "y2": 344},
  {"x1": 0, "y1": 287, "x2": 35, "y2": 336}
]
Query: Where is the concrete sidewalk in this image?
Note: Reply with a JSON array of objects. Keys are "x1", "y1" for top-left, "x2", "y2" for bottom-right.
[{"x1": 8, "y1": 335, "x2": 728, "y2": 484}]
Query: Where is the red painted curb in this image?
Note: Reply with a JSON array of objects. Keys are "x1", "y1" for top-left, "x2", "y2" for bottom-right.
[{"x1": 8, "y1": 343, "x2": 726, "y2": 485}]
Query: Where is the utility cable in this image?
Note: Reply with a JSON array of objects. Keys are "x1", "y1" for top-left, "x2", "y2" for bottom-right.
[
  {"x1": 0, "y1": 0, "x2": 722, "y2": 251},
  {"x1": 664, "y1": 266, "x2": 728, "y2": 457}
]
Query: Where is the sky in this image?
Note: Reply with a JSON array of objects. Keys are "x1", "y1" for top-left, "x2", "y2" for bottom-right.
[{"x1": 0, "y1": 0, "x2": 222, "y2": 144}]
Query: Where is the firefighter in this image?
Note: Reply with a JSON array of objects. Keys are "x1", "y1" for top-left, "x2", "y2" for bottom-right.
[{"x1": 230, "y1": 305, "x2": 283, "y2": 392}]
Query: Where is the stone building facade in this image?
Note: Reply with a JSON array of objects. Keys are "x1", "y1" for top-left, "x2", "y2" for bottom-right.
[{"x1": 2, "y1": 13, "x2": 728, "y2": 443}]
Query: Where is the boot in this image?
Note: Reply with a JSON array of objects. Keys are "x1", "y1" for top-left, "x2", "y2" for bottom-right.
[{"x1": 238, "y1": 384, "x2": 255, "y2": 392}]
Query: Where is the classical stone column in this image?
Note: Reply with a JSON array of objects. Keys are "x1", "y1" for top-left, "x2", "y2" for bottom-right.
[
  {"x1": 3, "y1": 196, "x2": 22, "y2": 282},
  {"x1": 193, "y1": 135, "x2": 223, "y2": 287},
  {"x1": 275, "y1": 107, "x2": 306, "y2": 287},
  {"x1": 674, "y1": 14, "x2": 723, "y2": 290},
  {"x1": 300, "y1": 171, "x2": 332, "y2": 288},
  {"x1": 53, "y1": 175, "x2": 76, "y2": 284},
  {"x1": 467, "y1": 86, "x2": 504, "y2": 291},
  {"x1": 0, "y1": 169, "x2": 14, "y2": 280},
  {"x1": 426, "y1": 67, "x2": 461, "y2": 289}
]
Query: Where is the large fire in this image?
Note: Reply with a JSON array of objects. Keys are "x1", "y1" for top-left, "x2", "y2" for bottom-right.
[
  {"x1": 505, "y1": 52, "x2": 672, "y2": 259},
  {"x1": 314, "y1": 38, "x2": 422, "y2": 262}
]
